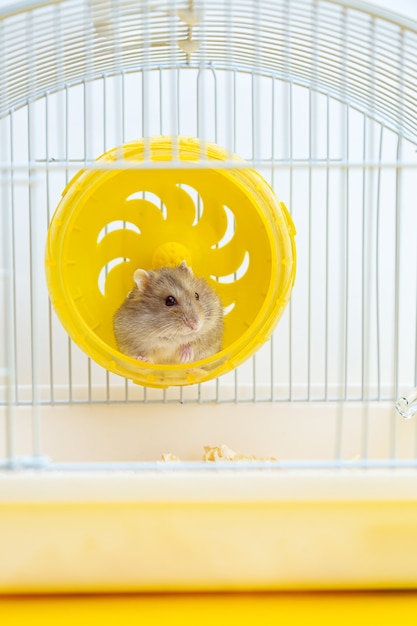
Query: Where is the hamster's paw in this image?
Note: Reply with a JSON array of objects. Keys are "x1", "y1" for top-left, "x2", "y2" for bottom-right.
[
  {"x1": 135, "y1": 355, "x2": 150, "y2": 363},
  {"x1": 179, "y1": 344, "x2": 194, "y2": 363}
]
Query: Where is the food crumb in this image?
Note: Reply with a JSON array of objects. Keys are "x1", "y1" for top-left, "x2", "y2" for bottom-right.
[
  {"x1": 161, "y1": 444, "x2": 278, "y2": 462},
  {"x1": 203, "y1": 444, "x2": 278, "y2": 461},
  {"x1": 161, "y1": 453, "x2": 181, "y2": 462}
]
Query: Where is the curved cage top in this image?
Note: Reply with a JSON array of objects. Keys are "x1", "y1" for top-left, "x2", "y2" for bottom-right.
[{"x1": 1, "y1": 0, "x2": 417, "y2": 144}]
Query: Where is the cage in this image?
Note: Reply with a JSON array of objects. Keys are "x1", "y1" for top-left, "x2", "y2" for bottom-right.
[{"x1": 1, "y1": 0, "x2": 417, "y2": 593}]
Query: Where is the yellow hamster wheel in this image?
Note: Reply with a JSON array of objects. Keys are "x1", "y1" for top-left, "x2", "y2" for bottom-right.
[{"x1": 45, "y1": 136, "x2": 296, "y2": 387}]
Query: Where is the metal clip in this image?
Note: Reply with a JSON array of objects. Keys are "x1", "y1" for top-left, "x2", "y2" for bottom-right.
[{"x1": 396, "y1": 388, "x2": 417, "y2": 419}]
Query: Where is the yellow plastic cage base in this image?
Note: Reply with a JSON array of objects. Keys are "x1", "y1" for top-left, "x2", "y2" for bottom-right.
[{"x1": 45, "y1": 137, "x2": 296, "y2": 387}]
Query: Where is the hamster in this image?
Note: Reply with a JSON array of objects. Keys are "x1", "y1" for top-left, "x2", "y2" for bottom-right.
[{"x1": 113, "y1": 262, "x2": 224, "y2": 364}]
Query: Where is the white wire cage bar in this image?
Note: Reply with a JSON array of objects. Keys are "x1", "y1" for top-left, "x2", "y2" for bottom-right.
[
  {"x1": 1, "y1": 0, "x2": 417, "y2": 471},
  {"x1": 1, "y1": 0, "x2": 417, "y2": 141}
]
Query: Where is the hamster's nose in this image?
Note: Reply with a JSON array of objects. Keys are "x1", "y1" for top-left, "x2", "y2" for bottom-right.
[{"x1": 185, "y1": 317, "x2": 201, "y2": 331}]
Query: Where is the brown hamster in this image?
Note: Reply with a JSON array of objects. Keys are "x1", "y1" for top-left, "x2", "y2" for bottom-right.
[{"x1": 113, "y1": 262, "x2": 224, "y2": 364}]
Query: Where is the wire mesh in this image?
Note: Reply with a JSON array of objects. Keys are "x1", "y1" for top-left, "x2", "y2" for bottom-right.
[{"x1": 1, "y1": 0, "x2": 417, "y2": 468}]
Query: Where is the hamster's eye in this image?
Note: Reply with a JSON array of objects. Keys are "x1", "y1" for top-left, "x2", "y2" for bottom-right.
[
  {"x1": 165, "y1": 295, "x2": 177, "y2": 307},
  {"x1": 195, "y1": 292, "x2": 199, "y2": 300}
]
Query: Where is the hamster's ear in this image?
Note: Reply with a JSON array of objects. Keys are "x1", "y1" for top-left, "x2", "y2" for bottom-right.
[
  {"x1": 133, "y1": 269, "x2": 150, "y2": 292},
  {"x1": 180, "y1": 260, "x2": 193, "y2": 275}
]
